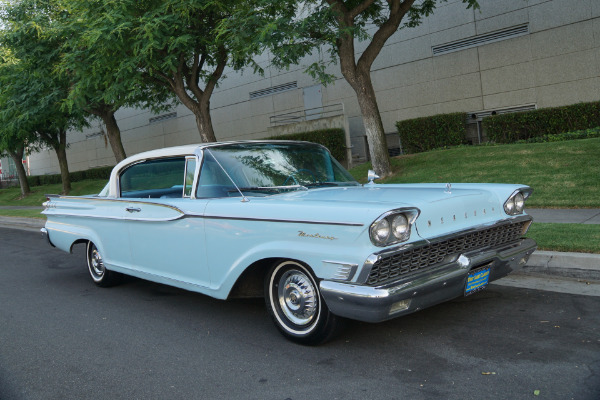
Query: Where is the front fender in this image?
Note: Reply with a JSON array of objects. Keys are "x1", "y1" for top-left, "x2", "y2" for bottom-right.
[{"x1": 209, "y1": 239, "x2": 374, "y2": 299}]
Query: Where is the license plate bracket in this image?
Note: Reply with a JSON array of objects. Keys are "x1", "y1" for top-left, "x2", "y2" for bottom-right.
[{"x1": 465, "y1": 263, "x2": 492, "y2": 296}]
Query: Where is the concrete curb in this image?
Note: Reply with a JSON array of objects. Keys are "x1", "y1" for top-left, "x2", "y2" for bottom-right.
[
  {"x1": 524, "y1": 250, "x2": 600, "y2": 281},
  {"x1": 0, "y1": 217, "x2": 45, "y2": 232}
]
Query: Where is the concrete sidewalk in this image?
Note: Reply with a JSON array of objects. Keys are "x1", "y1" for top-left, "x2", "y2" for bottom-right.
[
  {"x1": 526, "y1": 208, "x2": 600, "y2": 224},
  {"x1": 0, "y1": 208, "x2": 598, "y2": 281}
]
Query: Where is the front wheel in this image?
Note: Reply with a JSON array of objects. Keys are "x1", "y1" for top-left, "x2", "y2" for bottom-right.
[
  {"x1": 86, "y1": 241, "x2": 120, "y2": 287},
  {"x1": 265, "y1": 260, "x2": 342, "y2": 345}
]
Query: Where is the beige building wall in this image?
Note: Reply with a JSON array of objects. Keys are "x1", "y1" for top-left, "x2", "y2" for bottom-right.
[{"x1": 28, "y1": 0, "x2": 600, "y2": 176}]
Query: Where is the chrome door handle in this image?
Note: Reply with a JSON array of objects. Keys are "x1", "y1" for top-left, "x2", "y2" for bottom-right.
[{"x1": 126, "y1": 207, "x2": 141, "y2": 213}]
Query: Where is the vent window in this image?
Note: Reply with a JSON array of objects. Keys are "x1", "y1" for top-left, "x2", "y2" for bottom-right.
[
  {"x1": 149, "y1": 112, "x2": 177, "y2": 124},
  {"x1": 250, "y1": 82, "x2": 297, "y2": 100},
  {"x1": 432, "y1": 24, "x2": 529, "y2": 56}
]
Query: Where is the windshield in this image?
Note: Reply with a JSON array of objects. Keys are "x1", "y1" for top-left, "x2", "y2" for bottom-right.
[{"x1": 196, "y1": 142, "x2": 359, "y2": 198}]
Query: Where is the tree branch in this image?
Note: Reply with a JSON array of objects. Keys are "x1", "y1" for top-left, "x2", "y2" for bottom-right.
[
  {"x1": 203, "y1": 46, "x2": 227, "y2": 100},
  {"x1": 348, "y1": 0, "x2": 376, "y2": 20},
  {"x1": 357, "y1": 0, "x2": 415, "y2": 73}
]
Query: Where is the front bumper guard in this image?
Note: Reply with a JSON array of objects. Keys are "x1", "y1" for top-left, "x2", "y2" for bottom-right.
[{"x1": 320, "y1": 238, "x2": 537, "y2": 323}]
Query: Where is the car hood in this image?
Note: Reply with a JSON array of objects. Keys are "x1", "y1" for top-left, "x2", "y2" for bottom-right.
[
  {"x1": 280, "y1": 183, "x2": 518, "y2": 237},
  {"x1": 202, "y1": 183, "x2": 524, "y2": 240}
]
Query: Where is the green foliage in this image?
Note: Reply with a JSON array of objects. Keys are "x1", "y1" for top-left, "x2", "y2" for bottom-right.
[
  {"x1": 61, "y1": 0, "x2": 276, "y2": 142},
  {"x1": 349, "y1": 137, "x2": 600, "y2": 208},
  {"x1": 228, "y1": 1, "x2": 479, "y2": 84},
  {"x1": 515, "y1": 126, "x2": 600, "y2": 144},
  {"x1": 528, "y1": 223, "x2": 600, "y2": 254},
  {"x1": 483, "y1": 101, "x2": 600, "y2": 143},
  {"x1": 396, "y1": 112, "x2": 467, "y2": 154},
  {"x1": 27, "y1": 166, "x2": 113, "y2": 187},
  {"x1": 268, "y1": 128, "x2": 346, "y2": 161},
  {"x1": 59, "y1": 0, "x2": 174, "y2": 137}
]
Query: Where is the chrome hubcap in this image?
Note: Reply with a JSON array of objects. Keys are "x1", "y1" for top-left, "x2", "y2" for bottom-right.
[
  {"x1": 278, "y1": 270, "x2": 317, "y2": 326},
  {"x1": 89, "y1": 247, "x2": 104, "y2": 278}
]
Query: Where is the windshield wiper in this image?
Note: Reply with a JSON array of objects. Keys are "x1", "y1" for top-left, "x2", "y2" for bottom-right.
[
  {"x1": 303, "y1": 182, "x2": 359, "y2": 188},
  {"x1": 227, "y1": 185, "x2": 308, "y2": 193}
]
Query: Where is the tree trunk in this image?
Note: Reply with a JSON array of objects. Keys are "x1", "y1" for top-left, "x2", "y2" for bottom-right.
[
  {"x1": 8, "y1": 147, "x2": 31, "y2": 197},
  {"x1": 348, "y1": 72, "x2": 392, "y2": 178},
  {"x1": 100, "y1": 111, "x2": 127, "y2": 163},
  {"x1": 53, "y1": 130, "x2": 71, "y2": 195},
  {"x1": 193, "y1": 100, "x2": 217, "y2": 143}
]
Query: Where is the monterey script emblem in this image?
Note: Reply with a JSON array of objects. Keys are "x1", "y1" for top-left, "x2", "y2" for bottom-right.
[{"x1": 298, "y1": 231, "x2": 337, "y2": 240}]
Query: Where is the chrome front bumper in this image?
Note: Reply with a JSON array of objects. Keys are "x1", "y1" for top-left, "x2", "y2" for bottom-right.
[{"x1": 320, "y1": 238, "x2": 537, "y2": 323}]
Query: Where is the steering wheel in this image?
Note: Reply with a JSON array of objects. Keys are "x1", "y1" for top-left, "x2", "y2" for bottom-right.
[{"x1": 283, "y1": 169, "x2": 318, "y2": 186}]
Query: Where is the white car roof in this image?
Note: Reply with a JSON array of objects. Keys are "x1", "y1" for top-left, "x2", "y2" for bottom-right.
[{"x1": 105, "y1": 140, "x2": 317, "y2": 197}]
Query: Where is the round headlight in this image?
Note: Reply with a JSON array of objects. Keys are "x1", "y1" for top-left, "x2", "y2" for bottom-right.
[
  {"x1": 514, "y1": 192, "x2": 525, "y2": 213},
  {"x1": 504, "y1": 198, "x2": 515, "y2": 215},
  {"x1": 371, "y1": 218, "x2": 390, "y2": 245},
  {"x1": 391, "y1": 214, "x2": 409, "y2": 239}
]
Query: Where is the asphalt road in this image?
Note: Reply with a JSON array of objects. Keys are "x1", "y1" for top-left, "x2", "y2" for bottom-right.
[{"x1": 1, "y1": 228, "x2": 599, "y2": 400}]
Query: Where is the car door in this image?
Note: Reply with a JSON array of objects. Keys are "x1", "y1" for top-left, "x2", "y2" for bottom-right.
[{"x1": 118, "y1": 156, "x2": 211, "y2": 288}]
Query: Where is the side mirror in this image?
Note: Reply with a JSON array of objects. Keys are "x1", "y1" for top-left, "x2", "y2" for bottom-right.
[{"x1": 367, "y1": 169, "x2": 380, "y2": 185}]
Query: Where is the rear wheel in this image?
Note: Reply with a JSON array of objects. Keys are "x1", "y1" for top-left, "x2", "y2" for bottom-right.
[
  {"x1": 86, "y1": 242, "x2": 120, "y2": 287},
  {"x1": 265, "y1": 260, "x2": 342, "y2": 345}
]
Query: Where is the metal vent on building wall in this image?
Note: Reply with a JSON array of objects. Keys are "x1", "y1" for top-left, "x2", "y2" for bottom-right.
[
  {"x1": 149, "y1": 112, "x2": 177, "y2": 124},
  {"x1": 432, "y1": 24, "x2": 529, "y2": 56},
  {"x1": 250, "y1": 82, "x2": 297, "y2": 100},
  {"x1": 468, "y1": 104, "x2": 537, "y2": 121},
  {"x1": 85, "y1": 131, "x2": 104, "y2": 139}
]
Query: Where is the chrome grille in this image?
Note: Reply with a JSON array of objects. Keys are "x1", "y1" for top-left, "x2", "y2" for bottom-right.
[{"x1": 366, "y1": 221, "x2": 527, "y2": 286}]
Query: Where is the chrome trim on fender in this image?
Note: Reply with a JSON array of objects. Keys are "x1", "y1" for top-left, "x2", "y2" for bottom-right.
[
  {"x1": 504, "y1": 187, "x2": 533, "y2": 216},
  {"x1": 193, "y1": 214, "x2": 364, "y2": 227},
  {"x1": 369, "y1": 207, "x2": 420, "y2": 247},
  {"x1": 322, "y1": 261, "x2": 359, "y2": 282}
]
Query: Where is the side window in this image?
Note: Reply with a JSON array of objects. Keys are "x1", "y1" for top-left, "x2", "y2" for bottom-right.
[{"x1": 120, "y1": 157, "x2": 186, "y2": 198}]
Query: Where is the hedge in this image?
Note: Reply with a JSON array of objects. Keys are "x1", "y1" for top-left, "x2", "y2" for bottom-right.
[
  {"x1": 396, "y1": 112, "x2": 467, "y2": 154},
  {"x1": 483, "y1": 101, "x2": 600, "y2": 143},
  {"x1": 515, "y1": 126, "x2": 600, "y2": 144},
  {"x1": 27, "y1": 165, "x2": 113, "y2": 187},
  {"x1": 268, "y1": 128, "x2": 347, "y2": 162}
]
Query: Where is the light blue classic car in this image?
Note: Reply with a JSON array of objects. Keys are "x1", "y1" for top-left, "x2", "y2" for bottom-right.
[{"x1": 42, "y1": 141, "x2": 537, "y2": 344}]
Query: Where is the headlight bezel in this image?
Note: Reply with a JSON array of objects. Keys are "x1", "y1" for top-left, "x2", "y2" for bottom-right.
[
  {"x1": 370, "y1": 208, "x2": 419, "y2": 247},
  {"x1": 504, "y1": 188, "x2": 532, "y2": 216}
]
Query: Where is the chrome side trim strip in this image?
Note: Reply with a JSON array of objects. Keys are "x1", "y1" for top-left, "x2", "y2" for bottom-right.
[
  {"x1": 42, "y1": 212, "x2": 186, "y2": 222},
  {"x1": 44, "y1": 209, "x2": 362, "y2": 226},
  {"x1": 190, "y1": 214, "x2": 364, "y2": 227}
]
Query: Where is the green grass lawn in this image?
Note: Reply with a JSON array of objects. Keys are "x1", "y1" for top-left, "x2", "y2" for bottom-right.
[
  {"x1": 0, "y1": 208, "x2": 45, "y2": 219},
  {"x1": 0, "y1": 179, "x2": 107, "y2": 207},
  {"x1": 349, "y1": 137, "x2": 600, "y2": 208},
  {"x1": 527, "y1": 223, "x2": 600, "y2": 254}
]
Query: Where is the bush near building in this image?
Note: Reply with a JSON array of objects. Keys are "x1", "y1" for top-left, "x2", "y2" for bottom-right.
[
  {"x1": 27, "y1": 166, "x2": 113, "y2": 187},
  {"x1": 515, "y1": 126, "x2": 600, "y2": 144},
  {"x1": 396, "y1": 112, "x2": 467, "y2": 154},
  {"x1": 268, "y1": 128, "x2": 347, "y2": 162},
  {"x1": 484, "y1": 101, "x2": 600, "y2": 143}
]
